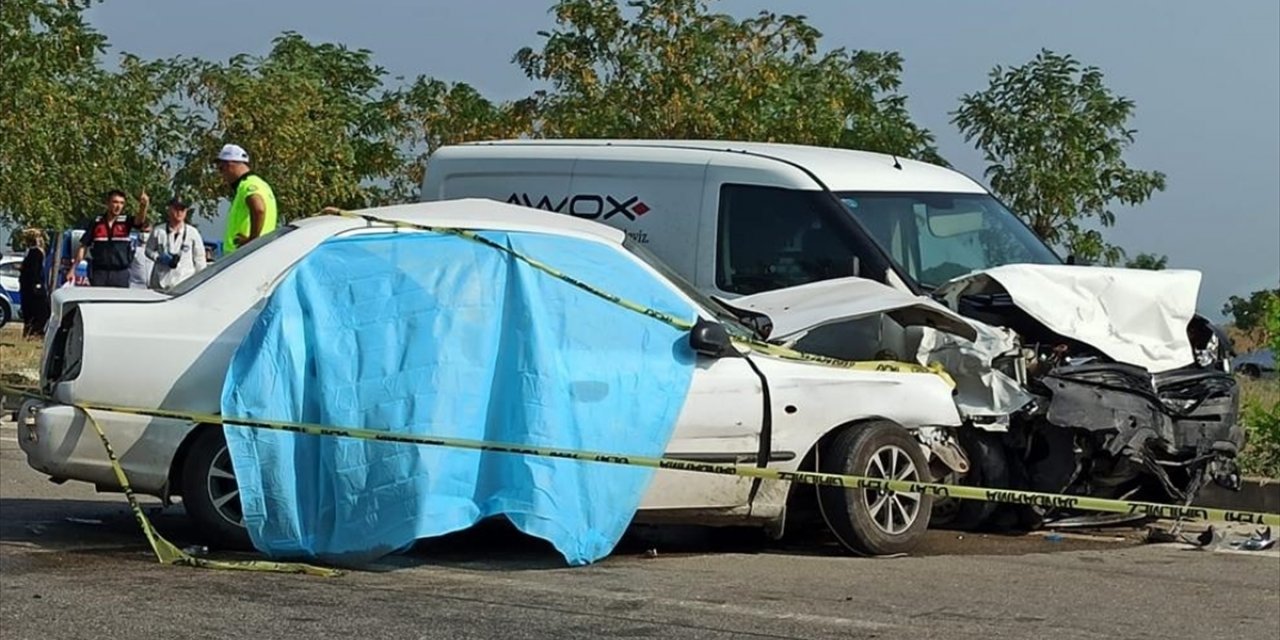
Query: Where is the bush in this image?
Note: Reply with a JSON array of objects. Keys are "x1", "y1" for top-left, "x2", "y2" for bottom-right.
[
  {"x1": 1237, "y1": 292, "x2": 1280, "y2": 478},
  {"x1": 1239, "y1": 379, "x2": 1280, "y2": 478}
]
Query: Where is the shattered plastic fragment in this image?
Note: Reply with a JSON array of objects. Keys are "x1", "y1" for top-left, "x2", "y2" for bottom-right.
[{"x1": 1228, "y1": 527, "x2": 1275, "y2": 551}]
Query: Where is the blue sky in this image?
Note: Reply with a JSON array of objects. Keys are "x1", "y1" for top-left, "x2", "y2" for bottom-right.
[{"x1": 81, "y1": 0, "x2": 1279, "y2": 318}]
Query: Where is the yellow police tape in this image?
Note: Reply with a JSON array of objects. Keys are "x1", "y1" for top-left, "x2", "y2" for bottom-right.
[
  {"x1": 75, "y1": 406, "x2": 340, "y2": 577},
  {"x1": 4, "y1": 383, "x2": 1277, "y2": 576}
]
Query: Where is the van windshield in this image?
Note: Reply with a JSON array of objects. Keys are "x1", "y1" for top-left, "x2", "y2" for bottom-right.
[{"x1": 837, "y1": 192, "x2": 1061, "y2": 288}]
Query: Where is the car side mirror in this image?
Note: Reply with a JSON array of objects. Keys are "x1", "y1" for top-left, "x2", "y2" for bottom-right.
[{"x1": 689, "y1": 317, "x2": 737, "y2": 358}]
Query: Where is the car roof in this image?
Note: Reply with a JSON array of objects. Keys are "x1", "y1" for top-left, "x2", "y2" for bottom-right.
[
  {"x1": 455, "y1": 139, "x2": 987, "y2": 194},
  {"x1": 294, "y1": 198, "x2": 628, "y2": 245}
]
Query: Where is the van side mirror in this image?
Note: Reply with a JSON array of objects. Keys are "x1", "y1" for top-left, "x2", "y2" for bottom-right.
[
  {"x1": 689, "y1": 317, "x2": 737, "y2": 358},
  {"x1": 1066, "y1": 254, "x2": 1093, "y2": 266}
]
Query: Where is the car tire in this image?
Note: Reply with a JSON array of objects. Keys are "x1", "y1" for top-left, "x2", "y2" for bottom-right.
[
  {"x1": 816, "y1": 420, "x2": 933, "y2": 556},
  {"x1": 1240, "y1": 365, "x2": 1261, "y2": 379},
  {"x1": 0, "y1": 299, "x2": 11, "y2": 329},
  {"x1": 930, "y1": 428, "x2": 1008, "y2": 531},
  {"x1": 180, "y1": 427, "x2": 252, "y2": 550}
]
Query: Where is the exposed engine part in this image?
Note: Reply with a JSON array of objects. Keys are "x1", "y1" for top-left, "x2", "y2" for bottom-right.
[
  {"x1": 914, "y1": 427, "x2": 971, "y2": 475},
  {"x1": 1002, "y1": 362, "x2": 1240, "y2": 514},
  {"x1": 928, "y1": 438, "x2": 971, "y2": 475},
  {"x1": 920, "y1": 267, "x2": 1243, "y2": 532}
]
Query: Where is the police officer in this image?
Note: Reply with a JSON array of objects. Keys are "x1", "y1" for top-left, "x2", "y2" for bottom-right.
[
  {"x1": 72, "y1": 190, "x2": 150, "y2": 287},
  {"x1": 216, "y1": 144, "x2": 278, "y2": 254}
]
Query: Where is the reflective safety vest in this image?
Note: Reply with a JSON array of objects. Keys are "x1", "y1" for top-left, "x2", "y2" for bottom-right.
[{"x1": 224, "y1": 173, "x2": 278, "y2": 254}]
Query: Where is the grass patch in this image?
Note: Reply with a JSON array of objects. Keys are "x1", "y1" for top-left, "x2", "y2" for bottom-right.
[{"x1": 0, "y1": 324, "x2": 43, "y2": 385}]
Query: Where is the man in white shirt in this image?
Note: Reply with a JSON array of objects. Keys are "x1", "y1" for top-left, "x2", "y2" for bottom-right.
[
  {"x1": 128, "y1": 222, "x2": 155, "y2": 289},
  {"x1": 145, "y1": 197, "x2": 207, "y2": 290}
]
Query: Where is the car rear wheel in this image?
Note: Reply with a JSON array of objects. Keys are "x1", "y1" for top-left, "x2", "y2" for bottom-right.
[
  {"x1": 180, "y1": 427, "x2": 251, "y2": 550},
  {"x1": 817, "y1": 420, "x2": 933, "y2": 556},
  {"x1": 1240, "y1": 364, "x2": 1261, "y2": 379}
]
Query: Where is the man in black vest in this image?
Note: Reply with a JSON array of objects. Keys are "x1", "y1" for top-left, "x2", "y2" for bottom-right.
[{"x1": 72, "y1": 190, "x2": 150, "y2": 287}]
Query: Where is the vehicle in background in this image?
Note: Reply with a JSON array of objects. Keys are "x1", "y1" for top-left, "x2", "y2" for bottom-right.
[
  {"x1": 0, "y1": 255, "x2": 21, "y2": 313},
  {"x1": 1234, "y1": 348, "x2": 1277, "y2": 379},
  {"x1": 0, "y1": 280, "x2": 13, "y2": 329}
]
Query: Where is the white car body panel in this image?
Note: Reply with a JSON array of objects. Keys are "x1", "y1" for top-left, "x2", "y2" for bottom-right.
[
  {"x1": 935, "y1": 264, "x2": 1202, "y2": 373},
  {"x1": 23, "y1": 406, "x2": 193, "y2": 491},
  {"x1": 19, "y1": 199, "x2": 962, "y2": 527},
  {"x1": 734, "y1": 276, "x2": 1031, "y2": 422},
  {"x1": 915, "y1": 324, "x2": 1033, "y2": 423},
  {"x1": 731, "y1": 276, "x2": 977, "y2": 342}
]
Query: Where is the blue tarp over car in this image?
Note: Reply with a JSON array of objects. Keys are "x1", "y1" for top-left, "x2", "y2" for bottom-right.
[{"x1": 221, "y1": 230, "x2": 698, "y2": 566}]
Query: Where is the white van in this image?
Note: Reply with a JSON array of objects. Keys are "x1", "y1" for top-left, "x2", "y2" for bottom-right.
[{"x1": 418, "y1": 139, "x2": 1064, "y2": 300}]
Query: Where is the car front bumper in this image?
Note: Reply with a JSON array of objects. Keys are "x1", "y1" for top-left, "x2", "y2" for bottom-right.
[{"x1": 17, "y1": 400, "x2": 197, "y2": 496}]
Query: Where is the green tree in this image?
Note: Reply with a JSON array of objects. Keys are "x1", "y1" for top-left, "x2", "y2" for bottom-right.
[
  {"x1": 1124, "y1": 252, "x2": 1168, "y2": 270},
  {"x1": 175, "y1": 33, "x2": 410, "y2": 219},
  {"x1": 514, "y1": 0, "x2": 942, "y2": 162},
  {"x1": 394, "y1": 78, "x2": 536, "y2": 198},
  {"x1": 952, "y1": 50, "x2": 1167, "y2": 265},
  {"x1": 1, "y1": 0, "x2": 195, "y2": 231},
  {"x1": 1223, "y1": 288, "x2": 1280, "y2": 337}
]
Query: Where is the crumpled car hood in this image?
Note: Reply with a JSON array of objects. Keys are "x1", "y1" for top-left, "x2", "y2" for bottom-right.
[
  {"x1": 731, "y1": 276, "x2": 978, "y2": 342},
  {"x1": 934, "y1": 264, "x2": 1202, "y2": 373}
]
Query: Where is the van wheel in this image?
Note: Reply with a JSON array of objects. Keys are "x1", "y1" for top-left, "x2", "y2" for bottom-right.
[
  {"x1": 180, "y1": 427, "x2": 252, "y2": 550},
  {"x1": 817, "y1": 420, "x2": 933, "y2": 556},
  {"x1": 930, "y1": 429, "x2": 1008, "y2": 531}
]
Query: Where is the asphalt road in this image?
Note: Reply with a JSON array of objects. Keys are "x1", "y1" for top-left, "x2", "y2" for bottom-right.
[{"x1": 2, "y1": 419, "x2": 1278, "y2": 640}]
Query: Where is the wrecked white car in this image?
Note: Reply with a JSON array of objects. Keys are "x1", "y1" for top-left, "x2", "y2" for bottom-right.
[
  {"x1": 18, "y1": 199, "x2": 978, "y2": 561},
  {"x1": 733, "y1": 265, "x2": 1241, "y2": 530}
]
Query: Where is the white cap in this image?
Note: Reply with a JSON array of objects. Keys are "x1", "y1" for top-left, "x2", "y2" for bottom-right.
[{"x1": 216, "y1": 143, "x2": 250, "y2": 163}]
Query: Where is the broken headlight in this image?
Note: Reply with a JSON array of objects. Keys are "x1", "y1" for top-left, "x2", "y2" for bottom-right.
[{"x1": 1195, "y1": 331, "x2": 1221, "y2": 369}]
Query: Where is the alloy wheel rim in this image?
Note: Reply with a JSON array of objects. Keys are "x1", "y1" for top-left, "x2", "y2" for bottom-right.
[
  {"x1": 206, "y1": 445, "x2": 244, "y2": 528},
  {"x1": 862, "y1": 445, "x2": 922, "y2": 535}
]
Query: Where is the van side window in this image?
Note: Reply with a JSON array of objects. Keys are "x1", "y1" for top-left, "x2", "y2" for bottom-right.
[{"x1": 715, "y1": 184, "x2": 859, "y2": 295}]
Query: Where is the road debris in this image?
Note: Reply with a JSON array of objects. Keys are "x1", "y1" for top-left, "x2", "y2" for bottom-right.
[{"x1": 1227, "y1": 527, "x2": 1275, "y2": 552}]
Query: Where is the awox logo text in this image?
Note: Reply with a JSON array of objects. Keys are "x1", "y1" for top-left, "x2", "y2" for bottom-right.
[{"x1": 507, "y1": 193, "x2": 652, "y2": 221}]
